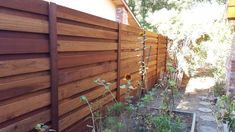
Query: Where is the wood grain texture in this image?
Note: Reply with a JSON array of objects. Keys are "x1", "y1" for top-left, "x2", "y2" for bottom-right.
[
  {"x1": 0, "y1": 109, "x2": 50, "y2": 132},
  {"x1": 0, "y1": 91, "x2": 50, "y2": 124},
  {"x1": 58, "y1": 40, "x2": 117, "y2": 52},
  {"x1": 0, "y1": 58, "x2": 50, "y2": 77},
  {"x1": 58, "y1": 71, "x2": 117, "y2": 100},
  {"x1": 146, "y1": 31, "x2": 158, "y2": 38},
  {"x1": 117, "y1": 23, "x2": 121, "y2": 101},
  {"x1": 0, "y1": 12, "x2": 48, "y2": 33},
  {"x1": 49, "y1": 3, "x2": 59, "y2": 131},
  {"x1": 58, "y1": 52, "x2": 117, "y2": 68},
  {"x1": 0, "y1": 38, "x2": 49, "y2": 54},
  {"x1": 59, "y1": 82, "x2": 116, "y2": 116},
  {"x1": 121, "y1": 32, "x2": 141, "y2": 42},
  {"x1": 59, "y1": 61, "x2": 117, "y2": 85},
  {"x1": 59, "y1": 93, "x2": 115, "y2": 131},
  {"x1": 121, "y1": 51, "x2": 142, "y2": 60},
  {"x1": 120, "y1": 23, "x2": 143, "y2": 33},
  {"x1": 121, "y1": 41, "x2": 142, "y2": 50},
  {"x1": 0, "y1": 0, "x2": 49, "y2": 15},
  {"x1": 121, "y1": 57, "x2": 141, "y2": 69},
  {"x1": 57, "y1": 22, "x2": 118, "y2": 39},
  {"x1": 0, "y1": 72, "x2": 50, "y2": 101}
]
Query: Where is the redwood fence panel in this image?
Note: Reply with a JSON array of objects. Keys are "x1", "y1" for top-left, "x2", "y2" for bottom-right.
[{"x1": 0, "y1": 1, "x2": 168, "y2": 132}]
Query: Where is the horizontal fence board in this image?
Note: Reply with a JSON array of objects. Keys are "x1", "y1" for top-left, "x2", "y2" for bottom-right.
[
  {"x1": 121, "y1": 57, "x2": 141, "y2": 68},
  {"x1": 0, "y1": 38, "x2": 49, "y2": 54},
  {"x1": 158, "y1": 44, "x2": 167, "y2": 49},
  {"x1": 121, "y1": 51, "x2": 142, "y2": 60},
  {"x1": 0, "y1": 91, "x2": 50, "y2": 124},
  {"x1": 58, "y1": 71, "x2": 117, "y2": 100},
  {"x1": 0, "y1": 12, "x2": 48, "y2": 33},
  {"x1": 58, "y1": 40, "x2": 117, "y2": 52},
  {"x1": 0, "y1": 0, "x2": 49, "y2": 15},
  {"x1": 145, "y1": 38, "x2": 158, "y2": 43},
  {"x1": 146, "y1": 31, "x2": 158, "y2": 38},
  {"x1": 0, "y1": 72, "x2": 50, "y2": 101},
  {"x1": 0, "y1": 2, "x2": 168, "y2": 131},
  {"x1": 58, "y1": 52, "x2": 117, "y2": 68},
  {"x1": 59, "y1": 93, "x2": 115, "y2": 131},
  {"x1": 0, "y1": 109, "x2": 50, "y2": 132},
  {"x1": 121, "y1": 41, "x2": 142, "y2": 50},
  {"x1": 121, "y1": 64, "x2": 139, "y2": 77},
  {"x1": 59, "y1": 82, "x2": 116, "y2": 116},
  {"x1": 120, "y1": 24, "x2": 143, "y2": 33},
  {"x1": 121, "y1": 32, "x2": 141, "y2": 42},
  {"x1": 59, "y1": 61, "x2": 117, "y2": 85},
  {"x1": 57, "y1": 5, "x2": 118, "y2": 29},
  {"x1": 0, "y1": 58, "x2": 50, "y2": 77},
  {"x1": 57, "y1": 22, "x2": 118, "y2": 39}
]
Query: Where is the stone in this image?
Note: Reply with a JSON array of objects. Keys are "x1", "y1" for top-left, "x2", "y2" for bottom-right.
[
  {"x1": 199, "y1": 101, "x2": 210, "y2": 106},
  {"x1": 200, "y1": 115, "x2": 215, "y2": 122},
  {"x1": 198, "y1": 108, "x2": 212, "y2": 113},
  {"x1": 198, "y1": 96, "x2": 208, "y2": 101},
  {"x1": 199, "y1": 126, "x2": 217, "y2": 132}
]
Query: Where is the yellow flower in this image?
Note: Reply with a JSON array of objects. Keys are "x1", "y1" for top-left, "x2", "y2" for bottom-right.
[
  {"x1": 124, "y1": 74, "x2": 132, "y2": 81},
  {"x1": 139, "y1": 32, "x2": 144, "y2": 36}
]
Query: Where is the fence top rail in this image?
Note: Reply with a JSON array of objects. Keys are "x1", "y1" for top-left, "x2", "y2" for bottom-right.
[
  {"x1": 145, "y1": 30, "x2": 158, "y2": 38},
  {"x1": 120, "y1": 23, "x2": 144, "y2": 34},
  {"x1": 0, "y1": 0, "x2": 49, "y2": 15}
]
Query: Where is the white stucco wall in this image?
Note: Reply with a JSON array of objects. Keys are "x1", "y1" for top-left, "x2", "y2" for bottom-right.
[{"x1": 45, "y1": 0, "x2": 117, "y2": 21}]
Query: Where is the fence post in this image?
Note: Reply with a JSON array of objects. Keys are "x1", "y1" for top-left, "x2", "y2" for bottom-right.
[
  {"x1": 156, "y1": 34, "x2": 160, "y2": 80},
  {"x1": 143, "y1": 31, "x2": 147, "y2": 89},
  {"x1": 165, "y1": 37, "x2": 168, "y2": 72},
  {"x1": 49, "y1": 2, "x2": 59, "y2": 131},
  {"x1": 116, "y1": 23, "x2": 121, "y2": 101}
]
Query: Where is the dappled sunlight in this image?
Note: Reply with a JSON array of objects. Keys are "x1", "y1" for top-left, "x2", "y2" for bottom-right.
[
  {"x1": 185, "y1": 77, "x2": 216, "y2": 94},
  {"x1": 176, "y1": 100, "x2": 190, "y2": 110}
]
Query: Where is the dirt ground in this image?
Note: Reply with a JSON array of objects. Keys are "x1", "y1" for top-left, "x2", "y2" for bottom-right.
[{"x1": 149, "y1": 76, "x2": 219, "y2": 132}]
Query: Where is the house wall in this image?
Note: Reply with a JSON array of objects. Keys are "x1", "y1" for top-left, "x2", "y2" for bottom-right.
[
  {"x1": 226, "y1": 35, "x2": 235, "y2": 97},
  {"x1": 46, "y1": 0, "x2": 117, "y2": 21}
]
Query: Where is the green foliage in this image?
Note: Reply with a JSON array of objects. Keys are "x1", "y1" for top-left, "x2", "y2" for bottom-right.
[
  {"x1": 152, "y1": 114, "x2": 184, "y2": 132},
  {"x1": 216, "y1": 96, "x2": 235, "y2": 131},
  {"x1": 103, "y1": 116, "x2": 125, "y2": 132},
  {"x1": 167, "y1": 64, "x2": 177, "y2": 73},
  {"x1": 213, "y1": 81, "x2": 226, "y2": 97},
  {"x1": 136, "y1": 89, "x2": 155, "y2": 108},
  {"x1": 127, "y1": 0, "x2": 232, "y2": 81},
  {"x1": 108, "y1": 102, "x2": 126, "y2": 116},
  {"x1": 159, "y1": 89, "x2": 170, "y2": 114}
]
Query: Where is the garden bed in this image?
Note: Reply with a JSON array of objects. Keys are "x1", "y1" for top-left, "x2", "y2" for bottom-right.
[
  {"x1": 97, "y1": 87, "x2": 196, "y2": 132},
  {"x1": 114, "y1": 106, "x2": 196, "y2": 132}
]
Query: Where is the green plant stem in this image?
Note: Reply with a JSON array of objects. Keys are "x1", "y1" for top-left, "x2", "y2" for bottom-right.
[
  {"x1": 107, "y1": 88, "x2": 118, "y2": 103},
  {"x1": 85, "y1": 99, "x2": 96, "y2": 132}
]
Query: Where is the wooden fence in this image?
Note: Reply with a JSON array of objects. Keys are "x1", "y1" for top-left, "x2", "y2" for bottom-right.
[{"x1": 0, "y1": 1, "x2": 168, "y2": 132}]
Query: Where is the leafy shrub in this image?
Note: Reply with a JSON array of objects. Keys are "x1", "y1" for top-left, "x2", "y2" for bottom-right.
[
  {"x1": 213, "y1": 81, "x2": 226, "y2": 97},
  {"x1": 152, "y1": 114, "x2": 184, "y2": 132},
  {"x1": 103, "y1": 116, "x2": 125, "y2": 132},
  {"x1": 108, "y1": 102, "x2": 125, "y2": 116},
  {"x1": 216, "y1": 95, "x2": 235, "y2": 131}
]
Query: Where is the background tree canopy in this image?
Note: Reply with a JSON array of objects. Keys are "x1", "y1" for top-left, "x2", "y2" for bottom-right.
[{"x1": 127, "y1": 0, "x2": 233, "y2": 80}]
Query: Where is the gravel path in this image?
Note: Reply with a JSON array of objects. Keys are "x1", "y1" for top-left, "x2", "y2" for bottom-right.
[
  {"x1": 150, "y1": 77, "x2": 219, "y2": 132},
  {"x1": 175, "y1": 77, "x2": 218, "y2": 132}
]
